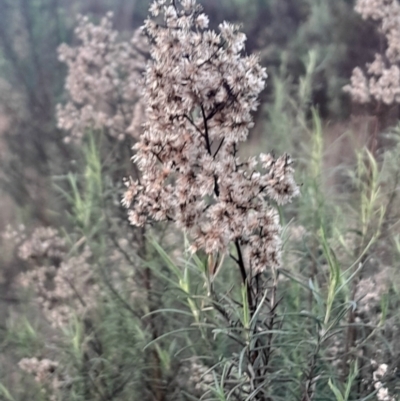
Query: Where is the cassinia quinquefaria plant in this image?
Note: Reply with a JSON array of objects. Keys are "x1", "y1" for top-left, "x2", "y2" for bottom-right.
[{"x1": 123, "y1": 0, "x2": 299, "y2": 394}]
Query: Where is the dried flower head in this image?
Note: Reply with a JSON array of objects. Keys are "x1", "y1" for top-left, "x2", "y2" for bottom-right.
[
  {"x1": 123, "y1": 0, "x2": 299, "y2": 273},
  {"x1": 57, "y1": 13, "x2": 148, "y2": 143}
]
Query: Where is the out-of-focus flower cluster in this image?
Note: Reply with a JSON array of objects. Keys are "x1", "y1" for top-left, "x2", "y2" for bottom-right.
[
  {"x1": 17, "y1": 228, "x2": 100, "y2": 328},
  {"x1": 178, "y1": 358, "x2": 250, "y2": 397},
  {"x1": 123, "y1": 0, "x2": 299, "y2": 274},
  {"x1": 371, "y1": 362, "x2": 395, "y2": 401},
  {"x1": 344, "y1": 0, "x2": 400, "y2": 104},
  {"x1": 18, "y1": 357, "x2": 61, "y2": 394},
  {"x1": 178, "y1": 358, "x2": 214, "y2": 395},
  {"x1": 355, "y1": 267, "x2": 391, "y2": 319},
  {"x1": 18, "y1": 227, "x2": 65, "y2": 262},
  {"x1": 1, "y1": 223, "x2": 26, "y2": 244},
  {"x1": 57, "y1": 13, "x2": 147, "y2": 143}
]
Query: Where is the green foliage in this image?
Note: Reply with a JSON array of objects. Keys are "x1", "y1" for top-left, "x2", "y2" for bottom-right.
[{"x1": 54, "y1": 131, "x2": 104, "y2": 236}]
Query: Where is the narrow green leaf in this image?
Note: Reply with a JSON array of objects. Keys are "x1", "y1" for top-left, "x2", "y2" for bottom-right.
[{"x1": 328, "y1": 379, "x2": 345, "y2": 401}]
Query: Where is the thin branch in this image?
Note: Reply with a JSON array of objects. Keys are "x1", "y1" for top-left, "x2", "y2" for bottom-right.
[
  {"x1": 213, "y1": 137, "x2": 225, "y2": 158},
  {"x1": 200, "y1": 105, "x2": 212, "y2": 155},
  {"x1": 183, "y1": 113, "x2": 205, "y2": 137}
]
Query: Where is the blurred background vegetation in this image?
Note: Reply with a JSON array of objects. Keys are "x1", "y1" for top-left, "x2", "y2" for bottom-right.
[{"x1": 0, "y1": 0, "x2": 399, "y2": 400}]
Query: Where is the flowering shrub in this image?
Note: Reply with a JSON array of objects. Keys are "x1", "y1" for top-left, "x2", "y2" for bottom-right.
[{"x1": 118, "y1": 1, "x2": 302, "y2": 398}]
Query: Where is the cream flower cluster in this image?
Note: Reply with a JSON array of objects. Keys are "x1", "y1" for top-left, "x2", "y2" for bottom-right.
[
  {"x1": 345, "y1": 0, "x2": 400, "y2": 105},
  {"x1": 18, "y1": 357, "x2": 59, "y2": 385},
  {"x1": 18, "y1": 357, "x2": 62, "y2": 400},
  {"x1": 57, "y1": 13, "x2": 147, "y2": 143},
  {"x1": 372, "y1": 362, "x2": 395, "y2": 401},
  {"x1": 123, "y1": 0, "x2": 299, "y2": 273},
  {"x1": 18, "y1": 227, "x2": 65, "y2": 261}
]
